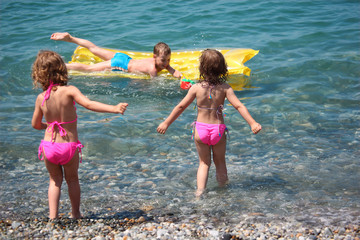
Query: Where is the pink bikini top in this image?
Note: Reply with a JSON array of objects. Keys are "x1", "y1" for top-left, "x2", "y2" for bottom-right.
[
  {"x1": 197, "y1": 85, "x2": 225, "y2": 117},
  {"x1": 42, "y1": 81, "x2": 77, "y2": 140}
]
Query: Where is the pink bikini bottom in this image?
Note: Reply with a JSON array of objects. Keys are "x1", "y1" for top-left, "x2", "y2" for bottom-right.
[
  {"x1": 38, "y1": 140, "x2": 84, "y2": 165},
  {"x1": 194, "y1": 121, "x2": 227, "y2": 146}
]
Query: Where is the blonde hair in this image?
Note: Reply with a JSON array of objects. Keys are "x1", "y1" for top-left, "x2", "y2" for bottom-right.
[
  {"x1": 153, "y1": 42, "x2": 171, "y2": 56},
  {"x1": 32, "y1": 50, "x2": 68, "y2": 91},
  {"x1": 199, "y1": 49, "x2": 228, "y2": 85}
]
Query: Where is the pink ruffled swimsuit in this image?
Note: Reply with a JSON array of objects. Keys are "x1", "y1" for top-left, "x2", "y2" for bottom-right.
[{"x1": 38, "y1": 82, "x2": 84, "y2": 165}]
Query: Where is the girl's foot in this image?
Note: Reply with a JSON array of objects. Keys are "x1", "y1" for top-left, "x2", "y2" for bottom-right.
[
  {"x1": 195, "y1": 189, "x2": 205, "y2": 198},
  {"x1": 71, "y1": 213, "x2": 83, "y2": 219}
]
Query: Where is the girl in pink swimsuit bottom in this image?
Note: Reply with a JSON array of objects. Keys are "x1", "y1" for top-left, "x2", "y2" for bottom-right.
[
  {"x1": 194, "y1": 122, "x2": 227, "y2": 146},
  {"x1": 38, "y1": 140, "x2": 84, "y2": 165},
  {"x1": 31, "y1": 50, "x2": 128, "y2": 219},
  {"x1": 157, "y1": 49, "x2": 262, "y2": 197}
]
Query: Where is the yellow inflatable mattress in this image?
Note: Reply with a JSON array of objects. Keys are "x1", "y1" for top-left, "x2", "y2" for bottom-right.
[{"x1": 69, "y1": 46, "x2": 259, "y2": 80}]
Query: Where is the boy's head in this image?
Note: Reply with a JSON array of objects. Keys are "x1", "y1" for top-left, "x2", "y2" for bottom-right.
[
  {"x1": 199, "y1": 49, "x2": 228, "y2": 85},
  {"x1": 32, "y1": 50, "x2": 68, "y2": 90},
  {"x1": 153, "y1": 42, "x2": 171, "y2": 70},
  {"x1": 154, "y1": 42, "x2": 171, "y2": 56}
]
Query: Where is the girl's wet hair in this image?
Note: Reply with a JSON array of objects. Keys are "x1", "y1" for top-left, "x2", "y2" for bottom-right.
[
  {"x1": 32, "y1": 50, "x2": 69, "y2": 90},
  {"x1": 199, "y1": 49, "x2": 228, "y2": 85},
  {"x1": 153, "y1": 42, "x2": 171, "y2": 56}
]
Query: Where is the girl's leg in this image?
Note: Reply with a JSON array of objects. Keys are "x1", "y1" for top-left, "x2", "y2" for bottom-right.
[
  {"x1": 44, "y1": 159, "x2": 64, "y2": 219},
  {"x1": 63, "y1": 151, "x2": 81, "y2": 219},
  {"x1": 194, "y1": 130, "x2": 212, "y2": 197},
  {"x1": 212, "y1": 134, "x2": 228, "y2": 187},
  {"x1": 51, "y1": 32, "x2": 116, "y2": 60}
]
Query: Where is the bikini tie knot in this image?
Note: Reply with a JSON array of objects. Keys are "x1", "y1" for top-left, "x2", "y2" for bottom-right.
[
  {"x1": 41, "y1": 81, "x2": 59, "y2": 106},
  {"x1": 216, "y1": 105, "x2": 224, "y2": 115},
  {"x1": 47, "y1": 121, "x2": 68, "y2": 140},
  {"x1": 76, "y1": 141, "x2": 84, "y2": 163}
]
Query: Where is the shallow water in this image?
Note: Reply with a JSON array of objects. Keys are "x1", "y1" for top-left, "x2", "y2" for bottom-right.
[{"x1": 0, "y1": 0, "x2": 359, "y2": 228}]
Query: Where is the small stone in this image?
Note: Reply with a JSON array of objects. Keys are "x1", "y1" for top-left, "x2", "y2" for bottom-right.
[
  {"x1": 34, "y1": 208, "x2": 44, "y2": 213},
  {"x1": 11, "y1": 221, "x2": 21, "y2": 229},
  {"x1": 141, "y1": 205, "x2": 154, "y2": 212},
  {"x1": 209, "y1": 230, "x2": 219, "y2": 238},
  {"x1": 157, "y1": 229, "x2": 167, "y2": 238},
  {"x1": 338, "y1": 227, "x2": 346, "y2": 235},
  {"x1": 137, "y1": 216, "x2": 146, "y2": 223},
  {"x1": 324, "y1": 227, "x2": 333, "y2": 237},
  {"x1": 93, "y1": 235, "x2": 105, "y2": 240},
  {"x1": 144, "y1": 225, "x2": 156, "y2": 231},
  {"x1": 222, "y1": 233, "x2": 232, "y2": 240}
]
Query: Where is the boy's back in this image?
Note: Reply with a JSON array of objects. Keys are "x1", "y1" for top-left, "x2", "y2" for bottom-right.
[{"x1": 128, "y1": 58, "x2": 157, "y2": 77}]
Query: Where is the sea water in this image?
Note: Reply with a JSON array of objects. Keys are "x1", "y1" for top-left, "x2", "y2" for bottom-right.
[{"x1": 0, "y1": 0, "x2": 359, "y2": 228}]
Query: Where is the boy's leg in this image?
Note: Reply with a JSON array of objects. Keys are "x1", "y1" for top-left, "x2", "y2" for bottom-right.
[
  {"x1": 63, "y1": 151, "x2": 81, "y2": 219},
  {"x1": 44, "y1": 159, "x2": 63, "y2": 219},
  {"x1": 66, "y1": 60, "x2": 112, "y2": 72},
  {"x1": 212, "y1": 134, "x2": 228, "y2": 187},
  {"x1": 194, "y1": 130, "x2": 212, "y2": 197},
  {"x1": 51, "y1": 32, "x2": 116, "y2": 60}
]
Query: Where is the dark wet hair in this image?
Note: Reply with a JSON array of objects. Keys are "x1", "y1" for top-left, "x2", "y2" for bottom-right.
[
  {"x1": 153, "y1": 42, "x2": 171, "y2": 56},
  {"x1": 199, "y1": 49, "x2": 228, "y2": 85},
  {"x1": 32, "y1": 50, "x2": 68, "y2": 91}
]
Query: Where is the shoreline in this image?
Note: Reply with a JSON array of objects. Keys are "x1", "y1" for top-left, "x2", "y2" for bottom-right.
[{"x1": 1, "y1": 215, "x2": 359, "y2": 239}]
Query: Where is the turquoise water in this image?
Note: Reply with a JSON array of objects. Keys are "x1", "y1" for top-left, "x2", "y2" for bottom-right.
[{"x1": 1, "y1": 0, "x2": 359, "y2": 227}]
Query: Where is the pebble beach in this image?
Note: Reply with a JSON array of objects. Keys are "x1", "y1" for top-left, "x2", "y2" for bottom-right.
[{"x1": 1, "y1": 215, "x2": 359, "y2": 239}]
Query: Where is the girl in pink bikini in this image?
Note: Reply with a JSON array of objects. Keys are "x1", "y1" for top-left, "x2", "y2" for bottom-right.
[
  {"x1": 31, "y1": 50, "x2": 128, "y2": 219},
  {"x1": 157, "y1": 49, "x2": 262, "y2": 197}
]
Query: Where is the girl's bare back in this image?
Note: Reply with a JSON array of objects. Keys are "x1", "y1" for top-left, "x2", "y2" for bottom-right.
[
  {"x1": 194, "y1": 83, "x2": 229, "y2": 124},
  {"x1": 39, "y1": 86, "x2": 78, "y2": 143}
]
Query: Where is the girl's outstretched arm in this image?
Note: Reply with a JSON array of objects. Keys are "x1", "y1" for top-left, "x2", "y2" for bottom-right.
[
  {"x1": 31, "y1": 95, "x2": 47, "y2": 130},
  {"x1": 69, "y1": 86, "x2": 128, "y2": 114},
  {"x1": 225, "y1": 86, "x2": 262, "y2": 134},
  {"x1": 157, "y1": 85, "x2": 197, "y2": 134}
]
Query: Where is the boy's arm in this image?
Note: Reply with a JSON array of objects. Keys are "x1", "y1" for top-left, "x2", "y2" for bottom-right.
[
  {"x1": 31, "y1": 95, "x2": 47, "y2": 130},
  {"x1": 70, "y1": 86, "x2": 128, "y2": 114},
  {"x1": 166, "y1": 65, "x2": 182, "y2": 79},
  {"x1": 157, "y1": 85, "x2": 196, "y2": 134},
  {"x1": 226, "y1": 86, "x2": 262, "y2": 134}
]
